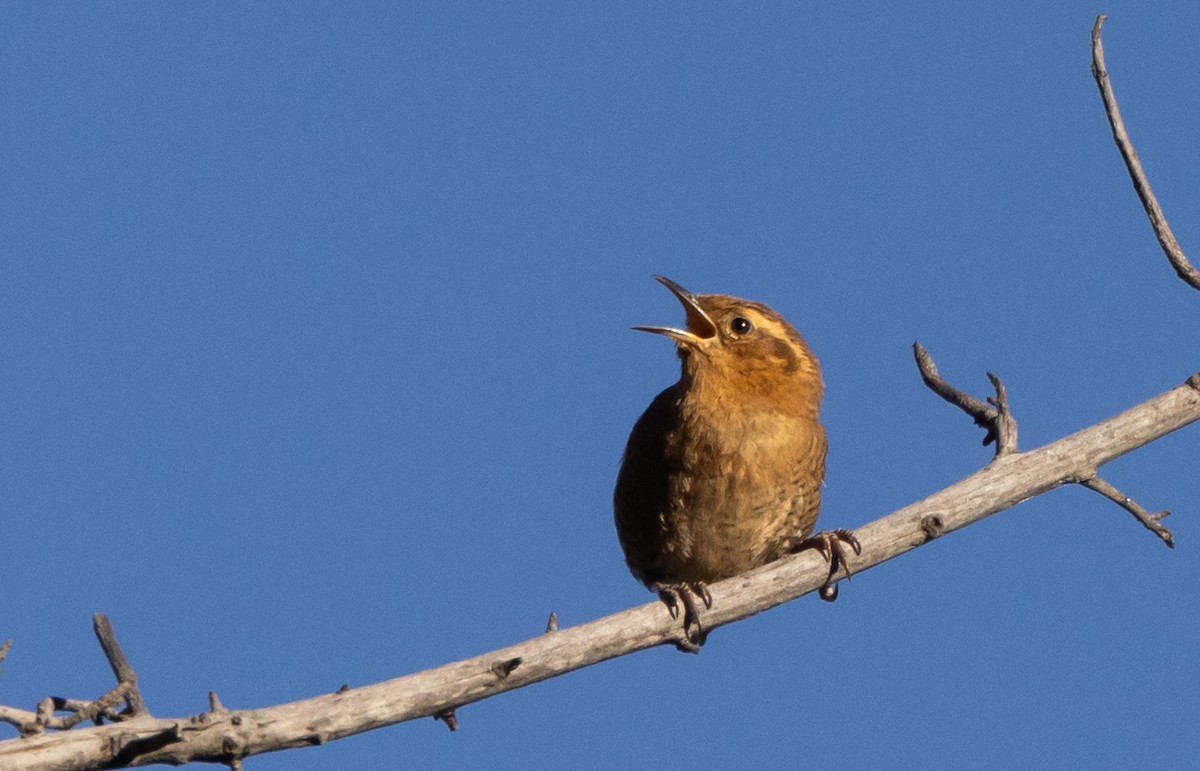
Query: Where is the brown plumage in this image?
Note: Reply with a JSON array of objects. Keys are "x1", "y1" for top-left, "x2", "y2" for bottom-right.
[{"x1": 614, "y1": 276, "x2": 858, "y2": 647}]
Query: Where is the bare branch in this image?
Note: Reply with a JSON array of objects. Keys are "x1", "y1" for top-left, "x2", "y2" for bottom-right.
[
  {"x1": 1, "y1": 19, "x2": 1196, "y2": 770},
  {"x1": 93, "y1": 614, "x2": 147, "y2": 718},
  {"x1": 913, "y1": 342, "x2": 1018, "y2": 454},
  {"x1": 1, "y1": 679, "x2": 137, "y2": 736},
  {"x1": 1078, "y1": 474, "x2": 1174, "y2": 548},
  {"x1": 1091, "y1": 15, "x2": 1200, "y2": 291},
  {"x1": 0, "y1": 706, "x2": 40, "y2": 736},
  {"x1": 2, "y1": 373, "x2": 1197, "y2": 770}
]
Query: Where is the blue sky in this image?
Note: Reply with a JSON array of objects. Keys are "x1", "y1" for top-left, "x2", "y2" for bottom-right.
[{"x1": 2, "y1": 3, "x2": 1198, "y2": 769}]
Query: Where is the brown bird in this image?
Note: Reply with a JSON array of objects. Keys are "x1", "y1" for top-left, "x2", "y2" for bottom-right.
[{"x1": 614, "y1": 276, "x2": 859, "y2": 648}]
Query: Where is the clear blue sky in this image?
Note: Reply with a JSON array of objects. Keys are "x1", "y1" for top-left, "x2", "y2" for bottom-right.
[{"x1": 3, "y1": 3, "x2": 1198, "y2": 769}]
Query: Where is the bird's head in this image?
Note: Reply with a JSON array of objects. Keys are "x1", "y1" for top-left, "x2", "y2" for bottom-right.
[{"x1": 633, "y1": 275, "x2": 823, "y2": 413}]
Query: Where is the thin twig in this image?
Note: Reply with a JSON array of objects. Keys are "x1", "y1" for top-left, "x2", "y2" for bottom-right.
[
  {"x1": 913, "y1": 342, "x2": 1018, "y2": 454},
  {"x1": 92, "y1": 615, "x2": 147, "y2": 717},
  {"x1": 50, "y1": 686, "x2": 131, "y2": 729},
  {"x1": 1091, "y1": 15, "x2": 1200, "y2": 291},
  {"x1": 0, "y1": 683, "x2": 135, "y2": 736},
  {"x1": 1078, "y1": 474, "x2": 1174, "y2": 548},
  {"x1": 985, "y1": 372, "x2": 1019, "y2": 454},
  {"x1": 0, "y1": 705, "x2": 40, "y2": 735}
]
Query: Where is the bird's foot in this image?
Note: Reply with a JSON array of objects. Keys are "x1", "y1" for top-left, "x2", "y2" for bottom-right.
[
  {"x1": 652, "y1": 581, "x2": 712, "y2": 652},
  {"x1": 792, "y1": 529, "x2": 862, "y2": 602}
]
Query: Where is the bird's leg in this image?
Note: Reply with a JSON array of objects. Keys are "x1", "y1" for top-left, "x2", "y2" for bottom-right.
[
  {"x1": 791, "y1": 529, "x2": 862, "y2": 602},
  {"x1": 652, "y1": 581, "x2": 712, "y2": 652}
]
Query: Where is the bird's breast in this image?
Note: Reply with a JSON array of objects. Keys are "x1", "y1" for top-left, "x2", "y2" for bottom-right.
[
  {"x1": 665, "y1": 403, "x2": 825, "y2": 572},
  {"x1": 614, "y1": 380, "x2": 827, "y2": 586}
]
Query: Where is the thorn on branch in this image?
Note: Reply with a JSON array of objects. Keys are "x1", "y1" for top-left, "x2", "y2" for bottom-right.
[
  {"x1": 1078, "y1": 474, "x2": 1175, "y2": 548},
  {"x1": 545, "y1": 612, "x2": 558, "y2": 633},
  {"x1": 435, "y1": 708, "x2": 459, "y2": 732},
  {"x1": 913, "y1": 342, "x2": 1019, "y2": 455},
  {"x1": 1091, "y1": 15, "x2": 1200, "y2": 292}
]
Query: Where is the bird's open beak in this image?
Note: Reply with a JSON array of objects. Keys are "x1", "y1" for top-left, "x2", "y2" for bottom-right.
[{"x1": 632, "y1": 275, "x2": 718, "y2": 344}]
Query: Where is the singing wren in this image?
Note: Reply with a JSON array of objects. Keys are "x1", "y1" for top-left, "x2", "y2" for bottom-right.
[{"x1": 614, "y1": 276, "x2": 859, "y2": 647}]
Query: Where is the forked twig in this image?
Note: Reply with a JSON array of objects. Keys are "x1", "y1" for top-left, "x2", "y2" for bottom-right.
[
  {"x1": 1078, "y1": 474, "x2": 1174, "y2": 548},
  {"x1": 913, "y1": 342, "x2": 1018, "y2": 455}
]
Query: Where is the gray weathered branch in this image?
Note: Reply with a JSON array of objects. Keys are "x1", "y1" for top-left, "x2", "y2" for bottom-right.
[
  {"x1": 2, "y1": 14, "x2": 1197, "y2": 771},
  {"x1": 912, "y1": 342, "x2": 1018, "y2": 454},
  {"x1": 2, "y1": 372, "x2": 1198, "y2": 770},
  {"x1": 914, "y1": 345, "x2": 1183, "y2": 549},
  {"x1": 1078, "y1": 473, "x2": 1175, "y2": 548},
  {"x1": 1091, "y1": 14, "x2": 1200, "y2": 291}
]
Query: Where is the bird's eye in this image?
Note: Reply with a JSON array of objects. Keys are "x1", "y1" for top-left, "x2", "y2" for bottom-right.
[{"x1": 730, "y1": 316, "x2": 753, "y2": 335}]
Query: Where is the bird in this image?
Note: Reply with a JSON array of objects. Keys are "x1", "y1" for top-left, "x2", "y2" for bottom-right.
[{"x1": 613, "y1": 275, "x2": 859, "y2": 649}]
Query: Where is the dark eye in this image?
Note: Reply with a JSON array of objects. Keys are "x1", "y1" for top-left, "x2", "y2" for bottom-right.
[{"x1": 730, "y1": 316, "x2": 753, "y2": 335}]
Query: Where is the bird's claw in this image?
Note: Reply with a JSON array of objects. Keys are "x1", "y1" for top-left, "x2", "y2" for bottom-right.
[
  {"x1": 656, "y1": 584, "x2": 682, "y2": 620},
  {"x1": 653, "y1": 581, "x2": 711, "y2": 652},
  {"x1": 793, "y1": 529, "x2": 861, "y2": 603}
]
